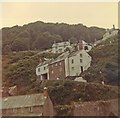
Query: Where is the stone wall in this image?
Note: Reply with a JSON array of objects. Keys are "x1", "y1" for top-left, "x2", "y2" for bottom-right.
[
  {"x1": 2, "y1": 106, "x2": 43, "y2": 116},
  {"x1": 73, "y1": 99, "x2": 118, "y2": 116},
  {"x1": 54, "y1": 99, "x2": 118, "y2": 116}
]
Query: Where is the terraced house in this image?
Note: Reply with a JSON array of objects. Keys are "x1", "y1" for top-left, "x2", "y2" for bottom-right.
[
  {"x1": 2, "y1": 87, "x2": 54, "y2": 116},
  {"x1": 36, "y1": 41, "x2": 92, "y2": 80}
]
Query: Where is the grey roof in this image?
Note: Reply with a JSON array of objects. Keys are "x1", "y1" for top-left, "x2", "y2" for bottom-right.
[
  {"x1": 36, "y1": 50, "x2": 83, "y2": 67},
  {"x1": 52, "y1": 41, "x2": 70, "y2": 47},
  {"x1": 69, "y1": 50, "x2": 82, "y2": 57},
  {"x1": 49, "y1": 51, "x2": 70, "y2": 64},
  {"x1": 2, "y1": 93, "x2": 46, "y2": 109},
  {"x1": 37, "y1": 59, "x2": 53, "y2": 67}
]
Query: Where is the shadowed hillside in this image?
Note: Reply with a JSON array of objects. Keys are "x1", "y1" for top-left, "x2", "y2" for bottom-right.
[
  {"x1": 2, "y1": 21, "x2": 105, "y2": 53},
  {"x1": 81, "y1": 30, "x2": 119, "y2": 85}
]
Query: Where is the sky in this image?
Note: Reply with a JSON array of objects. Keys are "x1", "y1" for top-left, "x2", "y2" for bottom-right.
[{"x1": 0, "y1": 1, "x2": 118, "y2": 29}]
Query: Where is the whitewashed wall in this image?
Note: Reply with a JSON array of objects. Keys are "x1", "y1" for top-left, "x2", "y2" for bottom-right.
[
  {"x1": 36, "y1": 64, "x2": 48, "y2": 76},
  {"x1": 67, "y1": 50, "x2": 91, "y2": 76},
  {"x1": 52, "y1": 42, "x2": 71, "y2": 53},
  {"x1": 102, "y1": 30, "x2": 118, "y2": 41}
]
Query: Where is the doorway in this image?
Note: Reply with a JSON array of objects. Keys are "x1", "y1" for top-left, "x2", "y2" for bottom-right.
[{"x1": 81, "y1": 66, "x2": 83, "y2": 73}]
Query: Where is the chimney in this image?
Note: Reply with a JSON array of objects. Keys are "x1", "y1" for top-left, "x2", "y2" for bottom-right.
[
  {"x1": 39, "y1": 59, "x2": 42, "y2": 63},
  {"x1": 2, "y1": 86, "x2": 9, "y2": 97},
  {"x1": 43, "y1": 87, "x2": 48, "y2": 98},
  {"x1": 78, "y1": 40, "x2": 83, "y2": 50}
]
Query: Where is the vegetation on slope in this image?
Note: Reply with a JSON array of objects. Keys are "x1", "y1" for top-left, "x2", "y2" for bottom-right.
[
  {"x1": 2, "y1": 51, "x2": 59, "y2": 87},
  {"x1": 81, "y1": 32, "x2": 119, "y2": 85},
  {"x1": 2, "y1": 21, "x2": 105, "y2": 53},
  {"x1": 19, "y1": 80, "x2": 118, "y2": 105}
]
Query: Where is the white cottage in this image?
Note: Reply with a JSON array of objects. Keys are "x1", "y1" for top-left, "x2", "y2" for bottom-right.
[
  {"x1": 65, "y1": 50, "x2": 91, "y2": 77},
  {"x1": 36, "y1": 60, "x2": 51, "y2": 80},
  {"x1": 36, "y1": 50, "x2": 91, "y2": 80},
  {"x1": 102, "y1": 29, "x2": 118, "y2": 41},
  {"x1": 52, "y1": 41, "x2": 71, "y2": 53}
]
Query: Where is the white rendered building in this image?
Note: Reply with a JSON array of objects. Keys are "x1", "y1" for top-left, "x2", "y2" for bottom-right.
[{"x1": 52, "y1": 41, "x2": 71, "y2": 53}]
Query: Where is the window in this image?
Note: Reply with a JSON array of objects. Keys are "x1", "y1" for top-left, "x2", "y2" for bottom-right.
[
  {"x1": 84, "y1": 46, "x2": 88, "y2": 50},
  {"x1": 13, "y1": 108, "x2": 15, "y2": 113},
  {"x1": 29, "y1": 107, "x2": 33, "y2": 113},
  {"x1": 76, "y1": 73, "x2": 79, "y2": 76},
  {"x1": 81, "y1": 66, "x2": 83, "y2": 72},
  {"x1": 38, "y1": 68, "x2": 40, "y2": 72},
  {"x1": 52, "y1": 64, "x2": 54, "y2": 68},
  {"x1": 59, "y1": 49, "x2": 62, "y2": 52},
  {"x1": 80, "y1": 59, "x2": 82, "y2": 63},
  {"x1": 71, "y1": 59, "x2": 74, "y2": 64},
  {"x1": 44, "y1": 67, "x2": 46, "y2": 70},
  {"x1": 51, "y1": 70, "x2": 54, "y2": 74},
  {"x1": 59, "y1": 62, "x2": 62, "y2": 65},
  {"x1": 80, "y1": 54, "x2": 82, "y2": 57},
  {"x1": 72, "y1": 67, "x2": 74, "y2": 70},
  {"x1": 55, "y1": 63, "x2": 58, "y2": 66}
]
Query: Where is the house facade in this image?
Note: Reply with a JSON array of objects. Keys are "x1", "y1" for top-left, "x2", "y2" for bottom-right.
[
  {"x1": 52, "y1": 41, "x2": 71, "y2": 53},
  {"x1": 81, "y1": 40, "x2": 92, "y2": 52},
  {"x1": 66, "y1": 50, "x2": 91, "y2": 77},
  {"x1": 102, "y1": 29, "x2": 118, "y2": 41},
  {"x1": 36, "y1": 60, "x2": 51, "y2": 80},
  {"x1": 48, "y1": 52, "x2": 69, "y2": 80},
  {"x1": 36, "y1": 47, "x2": 91, "y2": 80},
  {"x1": 2, "y1": 88, "x2": 54, "y2": 116}
]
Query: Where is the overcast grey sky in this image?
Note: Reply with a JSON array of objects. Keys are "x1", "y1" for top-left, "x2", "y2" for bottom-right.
[{"x1": 0, "y1": 2, "x2": 118, "y2": 29}]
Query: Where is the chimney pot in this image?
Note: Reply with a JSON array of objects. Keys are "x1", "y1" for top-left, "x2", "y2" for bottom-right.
[{"x1": 43, "y1": 87, "x2": 48, "y2": 98}]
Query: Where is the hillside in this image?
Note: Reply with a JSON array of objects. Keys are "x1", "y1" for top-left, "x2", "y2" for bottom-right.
[
  {"x1": 2, "y1": 21, "x2": 105, "y2": 53},
  {"x1": 2, "y1": 30, "x2": 118, "y2": 88},
  {"x1": 41, "y1": 80, "x2": 118, "y2": 105},
  {"x1": 81, "y1": 31, "x2": 119, "y2": 85},
  {"x1": 9, "y1": 80, "x2": 118, "y2": 105},
  {"x1": 2, "y1": 51, "x2": 59, "y2": 87}
]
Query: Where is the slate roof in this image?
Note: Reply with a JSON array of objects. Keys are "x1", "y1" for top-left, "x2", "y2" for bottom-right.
[
  {"x1": 37, "y1": 59, "x2": 53, "y2": 67},
  {"x1": 36, "y1": 49, "x2": 85, "y2": 67},
  {"x1": 49, "y1": 51, "x2": 70, "y2": 64},
  {"x1": 52, "y1": 41, "x2": 70, "y2": 47},
  {"x1": 68, "y1": 50, "x2": 82, "y2": 57},
  {"x1": 2, "y1": 93, "x2": 46, "y2": 109}
]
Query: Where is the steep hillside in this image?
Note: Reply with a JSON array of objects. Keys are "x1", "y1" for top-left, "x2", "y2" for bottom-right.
[
  {"x1": 2, "y1": 51, "x2": 59, "y2": 87},
  {"x1": 2, "y1": 21, "x2": 105, "y2": 53},
  {"x1": 15, "y1": 80, "x2": 118, "y2": 106},
  {"x1": 81, "y1": 31, "x2": 119, "y2": 85}
]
